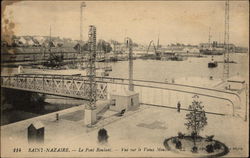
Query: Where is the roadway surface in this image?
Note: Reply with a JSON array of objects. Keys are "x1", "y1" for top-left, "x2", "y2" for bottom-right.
[{"x1": 1, "y1": 104, "x2": 248, "y2": 157}]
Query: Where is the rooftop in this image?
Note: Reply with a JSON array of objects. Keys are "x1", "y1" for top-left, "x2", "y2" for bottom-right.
[{"x1": 110, "y1": 89, "x2": 138, "y2": 96}]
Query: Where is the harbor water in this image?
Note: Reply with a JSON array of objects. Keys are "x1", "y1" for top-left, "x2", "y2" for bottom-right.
[
  {"x1": 1, "y1": 53, "x2": 248, "y2": 125},
  {"x1": 109, "y1": 53, "x2": 249, "y2": 83}
]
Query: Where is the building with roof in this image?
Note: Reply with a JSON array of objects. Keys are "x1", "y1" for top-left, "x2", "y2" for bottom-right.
[{"x1": 109, "y1": 90, "x2": 139, "y2": 112}]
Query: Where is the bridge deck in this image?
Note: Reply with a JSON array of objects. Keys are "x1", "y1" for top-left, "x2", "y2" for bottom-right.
[{"x1": 1, "y1": 73, "x2": 242, "y2": 115}]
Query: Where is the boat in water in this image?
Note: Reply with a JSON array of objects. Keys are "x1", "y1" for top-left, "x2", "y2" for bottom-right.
[
  {"x1": 200, "y1": 48, "x2": 224, "y2": 55},
  {"x1": 208, "y1": 56, "x2": 218, "y2": 68},
  {"x1": 168, "y1": 53, "x2": 187, "y2": 61},
  {"x1": 104, "y1": 66, "x2": 112, "y2": 71},
  {"x1": 200, "y1": 29, "x2": 225, "y2": 55},
  {"x1": 169, "y1": 56, "x2": 183, "y2": 61}
]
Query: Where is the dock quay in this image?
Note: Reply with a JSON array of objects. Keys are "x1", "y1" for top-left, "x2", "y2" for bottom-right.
[{"x1": 1, "y1": 103, "x2": 248, "y2": 157}]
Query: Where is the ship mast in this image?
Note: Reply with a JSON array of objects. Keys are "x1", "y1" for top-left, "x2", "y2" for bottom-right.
[
  {"x1": 157, "y1": 33, "x2": 160, "y2": 50},
  {"x1": 49, "y1": 25, "x2": 51, "y2": 54},
  {"x1": 208, "y1": 27, "x2": 212, "y2": 49}
]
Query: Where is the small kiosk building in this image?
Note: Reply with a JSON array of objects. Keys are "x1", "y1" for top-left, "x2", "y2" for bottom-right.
[{"x1": 109, "y1": 90, "x2": 139, "y2": 112}]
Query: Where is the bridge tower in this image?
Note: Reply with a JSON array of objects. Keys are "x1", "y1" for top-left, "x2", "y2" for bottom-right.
[
  {"x1": 80, "y1": 2, "x2": 86, "y2": 53},
  {"x1": 125, "y1": 37, "x2": 134, "y2": 91},
  {"x1": 223, "y1": 0, "x2": 230, "y2": 80},
  {"x1": 86, "y1": 25, "x2": 97, "y2": 110},
  {"x1": 85, "y1": 25, "x2": 97, "y2": 126}
]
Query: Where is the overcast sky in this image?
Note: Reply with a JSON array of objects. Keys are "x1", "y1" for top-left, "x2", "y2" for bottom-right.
[{"x1": 3, "y1": 1, "x2": 249, "y2": 46}]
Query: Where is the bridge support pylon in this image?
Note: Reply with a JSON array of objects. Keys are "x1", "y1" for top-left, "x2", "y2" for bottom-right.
[
  {"x1": 84, "y1": 25, "x2": 97, "y2": 126},
  {"x1": 84, "y1": 109, "x2": 97, "y2": 125}
]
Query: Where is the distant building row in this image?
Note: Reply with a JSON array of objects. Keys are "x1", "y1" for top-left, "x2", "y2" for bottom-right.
[{"x1": 1, "y1": 36, "x2": 77, "y2": 48}]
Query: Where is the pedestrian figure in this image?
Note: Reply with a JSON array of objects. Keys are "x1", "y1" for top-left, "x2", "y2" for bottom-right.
[
  {"x1": 56, "y1": 113, "x2": 59, "y2": 121},
  {"x1": 177, "y1": 101, "x2": 181, "y2": 112},
  {"x1": 172, "y1": 78, "x2": 175, "y2": 83}
]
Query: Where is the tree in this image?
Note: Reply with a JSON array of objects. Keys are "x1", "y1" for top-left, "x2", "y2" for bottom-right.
[
  {"x1": 97, "y1": 40, "x2": 112, "y2": 53},
  {"x1": 110, "y1": 40, "x2": 120, "y2": 45},
  {"x1": 185, "y1": 95, "x2": 207, "y2": 152}
]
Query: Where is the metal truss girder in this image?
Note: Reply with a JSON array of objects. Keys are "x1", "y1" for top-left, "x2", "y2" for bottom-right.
[{"x1": 1, "y1": 75, "x2": 107, "y2": 101}]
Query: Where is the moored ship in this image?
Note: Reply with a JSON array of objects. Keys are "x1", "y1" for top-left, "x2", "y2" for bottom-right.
[
  {"x1": 200, "y1": 48, "x2": 224, "y2": 55},
  {"x1": 208, "y1": 56, "x2": 218, "y2": 68}
]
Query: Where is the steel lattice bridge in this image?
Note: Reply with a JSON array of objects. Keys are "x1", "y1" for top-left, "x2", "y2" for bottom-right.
[
  {"x1": 1, "y1": 73, "x2": 242, "y2": 116},
  {"x1": 1, "y1": 74, "x2": 110, "y2": 100}
]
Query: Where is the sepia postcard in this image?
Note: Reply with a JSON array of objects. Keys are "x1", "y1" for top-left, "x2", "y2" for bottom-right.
[{"x1": 1, "y1": 0, "x2": 249, "y2": 157}]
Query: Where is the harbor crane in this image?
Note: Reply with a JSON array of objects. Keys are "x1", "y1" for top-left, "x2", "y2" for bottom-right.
[
  {"x1": 146, "y1": 35, "x2": 161, "y2": 58},
  {"x1": 146, "y1": 40, "x2": 157, "y2": 54}
]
